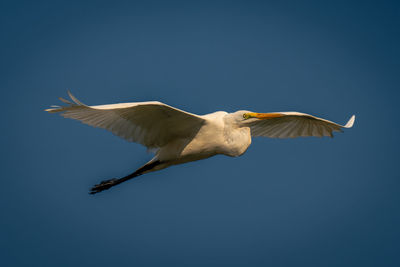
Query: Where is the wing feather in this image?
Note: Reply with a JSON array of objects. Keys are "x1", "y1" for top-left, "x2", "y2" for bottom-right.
[
  {"x1": 298, "y1": 119, "x2": 308, "y2": 137},
  {"x1": 275, "y1": 119, "x2": 296, "y2": 138},
  {"x1": 260, "y1": 119, "x2": 287, "y2": 137},
  {"x1": 245, "y1": 112, "x2": 355, "y2": 139},
  {"x1": 287, "y1": 119, "x2": 301, "y2": 138},
  {"x1": 46, "y1": 92, "x2": 205, "y2": 148}
]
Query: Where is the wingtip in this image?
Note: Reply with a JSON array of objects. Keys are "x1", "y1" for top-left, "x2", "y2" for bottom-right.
[
  {"x1": 67, "y1": 90, "x2": 74, "y2": 100},
  {"x1": 46, "y1": 90, "x2": 85, "y2": 113},
  {"x1": 67, "y1": 90, "x2": 86, "y2": 106},
  {"x1": 344, "y1": 115, "x2": 356, "y2": 128},
  {"x1": 45, "y1": 108, "x2": 61, "y2": 113}
]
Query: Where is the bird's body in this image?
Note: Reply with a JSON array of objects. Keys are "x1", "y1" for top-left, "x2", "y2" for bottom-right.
[
  {"x1": 46, "y1": 92, "x2": 355, "y2": 194},
  {"x1": 161, "y1": 111, "x2": 251, "y2": 162}
]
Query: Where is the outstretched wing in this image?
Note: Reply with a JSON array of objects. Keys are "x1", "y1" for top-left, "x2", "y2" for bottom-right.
[
  {"x1": 245, "y1": 112, "x2": 355, "y2": 138},
  {"x1": 46, "y1": 92, "x2": 205, "y2": 148}
]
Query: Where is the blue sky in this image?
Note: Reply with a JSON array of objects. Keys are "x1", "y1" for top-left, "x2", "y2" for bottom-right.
[{"x1": 1, "y1": 1, "x2": 399, "y2": 266}]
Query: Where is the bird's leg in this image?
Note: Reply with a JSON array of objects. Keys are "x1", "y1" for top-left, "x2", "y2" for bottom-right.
[{"x1": 89, "y1": 160, "x2": 162, "y2": 195}]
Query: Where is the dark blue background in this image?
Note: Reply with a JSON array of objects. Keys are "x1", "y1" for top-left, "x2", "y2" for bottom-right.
[{"x1": 1, "y1": 1, "x2": 399, "y2": 266}]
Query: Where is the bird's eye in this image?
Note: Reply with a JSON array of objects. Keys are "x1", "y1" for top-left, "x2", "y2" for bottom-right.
[{"x1": 243, "y1": 113, "x2": 250, "y2": 120}]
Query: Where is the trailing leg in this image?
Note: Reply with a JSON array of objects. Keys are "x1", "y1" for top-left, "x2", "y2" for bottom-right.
[{"x1": 89, "y1": 160, "x2": 162, "y2": 194}]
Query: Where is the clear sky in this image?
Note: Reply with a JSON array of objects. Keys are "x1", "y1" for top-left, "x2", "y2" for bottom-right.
[{"x1": 1, "y1": 0, "x2": 399, "y2": 266}]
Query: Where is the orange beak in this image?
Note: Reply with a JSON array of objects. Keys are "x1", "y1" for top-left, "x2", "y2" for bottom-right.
[{"x1": 243, "y1": 112, "x2": 284, "y2": 120}]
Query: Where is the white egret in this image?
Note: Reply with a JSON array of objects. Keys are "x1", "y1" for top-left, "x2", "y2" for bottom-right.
[{"x1": 46, "y1": 92, "x2": 355, "y2": 194}]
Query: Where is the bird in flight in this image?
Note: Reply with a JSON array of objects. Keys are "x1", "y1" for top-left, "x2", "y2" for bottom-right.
[{"x1": 46, "y1": 92, "x2": 355, "y2": 194}]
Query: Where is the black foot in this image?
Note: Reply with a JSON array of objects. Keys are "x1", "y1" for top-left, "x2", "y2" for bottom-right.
[{"x1": 90, "y1": 178, "x2": 119, "y2": 195}]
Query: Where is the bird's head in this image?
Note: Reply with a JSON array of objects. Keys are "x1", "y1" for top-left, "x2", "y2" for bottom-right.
[
  {"x1": 226, "y1": 110, "x2": 254, "y2": 125},
  {"x1": 228, "y1": 110, "x2": 251, "y2": 122}
]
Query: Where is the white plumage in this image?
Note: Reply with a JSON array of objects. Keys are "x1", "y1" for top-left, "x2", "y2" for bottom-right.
[{"x1": 46, "y1": 92, "x2": 355, "y2": 194}]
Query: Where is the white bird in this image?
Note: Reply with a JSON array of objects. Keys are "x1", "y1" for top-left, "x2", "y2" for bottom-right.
[{"x1": 46, "y1": 92, "x2": 355, "y2": 194}]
